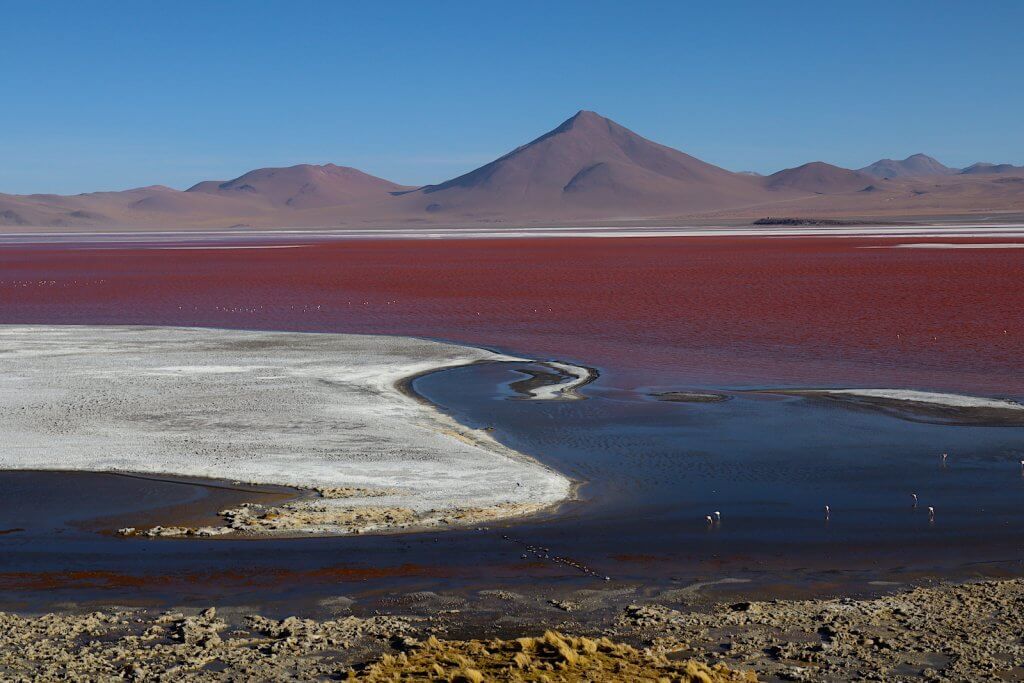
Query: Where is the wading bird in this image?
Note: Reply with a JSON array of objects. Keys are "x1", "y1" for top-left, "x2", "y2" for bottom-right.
[
  {"x1": 911, "y1": 493, "x2": 918, "y2": 508},
  {"x1": 928, "y1": 506, "x2": 935, "y2": 522},
  {"x1": 824, "y1": 505, "x2": 831, "y2": 520},
  {"x1": 713, "y1": 511, "x2": 721, "y2": 523}
]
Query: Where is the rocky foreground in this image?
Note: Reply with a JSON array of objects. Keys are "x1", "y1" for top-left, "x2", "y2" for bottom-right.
[{"x1": 1, "y1": 579, "x2": 1022, "y2": 681}]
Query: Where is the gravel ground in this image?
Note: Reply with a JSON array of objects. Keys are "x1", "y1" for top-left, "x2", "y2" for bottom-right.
[{"x1": 2, "y1": 579, "x2": 1021, "y2": 681}]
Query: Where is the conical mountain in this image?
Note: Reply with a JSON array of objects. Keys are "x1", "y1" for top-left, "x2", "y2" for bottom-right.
[{"x1": 399, "y1": 111, "x2": 778, "y2": 217}]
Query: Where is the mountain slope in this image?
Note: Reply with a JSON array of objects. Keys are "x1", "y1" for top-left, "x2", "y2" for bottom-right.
[
  {"x1": 395, "y1": 110, "x2": 783, "y2": 218},
  {"x1": 859, "y1": 154, "x2": 956, "y2": 178}
]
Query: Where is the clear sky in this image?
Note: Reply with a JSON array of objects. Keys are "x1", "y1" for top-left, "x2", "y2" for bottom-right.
[{"x1": 2, "y1": 1, "x2": 1021, "y2": 194}]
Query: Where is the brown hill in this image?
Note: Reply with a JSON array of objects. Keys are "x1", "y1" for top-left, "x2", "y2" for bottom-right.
[
  {"x1": 960, "y1": 162, "x2": 1024, "y2": 176},
  {"x1": 187, "y1": 163, "x2": 410, "y2": 209},
  {"x1": 763, "y1": 162, "x2": 875, "y2": 194},
  {"x1": 0, "y1": 184, "x2": 268, "y2": 228},
  {"x1": 859, "y1": 154, "x2": 956, "y2": 178},
  {"x1": 393, "y1": 111, "x2": 783, "y2": 218}
]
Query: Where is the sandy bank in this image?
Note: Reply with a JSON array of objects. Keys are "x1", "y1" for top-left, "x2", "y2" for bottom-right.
[
  {"x1": 813, "y1": 388, "x2": 1024, "y2": 409},
  {"x1": 765, "y1": 387, "x2": 1024, "y2": 426},
  {"x1": 0, "y1": 325, "x2": 572, "y2": 535}
]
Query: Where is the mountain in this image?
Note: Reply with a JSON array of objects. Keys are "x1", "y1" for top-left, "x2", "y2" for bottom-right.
[
  {"x1": 394, "y1": 110, "x2": 783, "y2": 217},
  {"x1": 763, "y1": 162, "x2": 875, "y2": 194},
  {"x1": 859, "y1": 154, "x2": 956, "y2": 178},
  {"x1": 187, "y1": 163, "x2": 410, "y2": 208},
  {"x1": 0, "y1": 183, "x2": 269, "y2": 228},
  {"x1": 960, "y1": 162, "x2": 1024, "y2": 175},
  {"x1": 1, "y1": 110, "x2": 1023, "y2": 229}
]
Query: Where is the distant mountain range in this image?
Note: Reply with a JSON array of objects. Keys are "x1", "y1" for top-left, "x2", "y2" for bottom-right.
[
  {"x1": 857, "y1": 154, "x2": 1024, "y2": 179},
  {"x1": 1, "y1": 111, "x2": 1022, "y2": 229},
  {"x1": 959, "y1": 162, "x2": 1024, "y2": 175},
  {"x1": 858, "y1": 154, "x2": 957, "y2": 178}
]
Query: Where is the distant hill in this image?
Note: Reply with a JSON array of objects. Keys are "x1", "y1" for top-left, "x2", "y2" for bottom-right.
[
  {"x1": 960, "y1": 162, "x2": 1024, "y2": 175},
  {"x1": 187, "y1": 163, "x2": 410, "y2": 208},
  {"x1": 859, "y1": 154, "x2": 956, "y2": 178},
  {"x1": 763, "y1": 162, "x2": 875, "y2": 194}
]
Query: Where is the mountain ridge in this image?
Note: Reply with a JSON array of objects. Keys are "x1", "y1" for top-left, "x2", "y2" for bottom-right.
[
  {"x1": 859, "y1": 154, "x2": 956, "y2": 178},
  {"x1": 1, "y1": 111, "x2": 1022, "y2": 228}
]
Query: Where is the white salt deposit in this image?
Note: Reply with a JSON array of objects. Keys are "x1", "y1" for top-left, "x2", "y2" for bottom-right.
[
  {"x1": 0, "y1": 325, "x2": 572, "y2": 533},
  {"x1": 527, "y1": 362, "x2": 594, "y2": 400},
  {"x1": 814, "y1": 389, "x2": 1024, "y2": 410}
]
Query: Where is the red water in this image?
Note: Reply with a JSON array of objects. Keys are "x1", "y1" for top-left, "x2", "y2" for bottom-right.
[{"x1": 2, "y1": 236, "x2": 1022, "y2": 394}]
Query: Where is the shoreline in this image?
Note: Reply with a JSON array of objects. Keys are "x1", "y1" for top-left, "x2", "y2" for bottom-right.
[
  {"x1": 0, "y1": 325, "x2": 577, "y2": 538},
  {"x1": 1, "y1": 577, "x2": 1020, "y2": 680},
  {"x1": 3, "y1": 220, "x2": 1024, "y2": 245}
]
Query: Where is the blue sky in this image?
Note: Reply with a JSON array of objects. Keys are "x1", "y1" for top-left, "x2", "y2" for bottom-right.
[{"x1": 1, "y1": 1, "x2": 1021, "y2": 194}]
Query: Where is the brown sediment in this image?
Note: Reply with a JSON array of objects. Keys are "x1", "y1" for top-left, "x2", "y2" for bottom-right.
[
  {"x1": 354, "y1": 630, "x2": 752, "y2": 682},
  {"x1": 132, "y1": 498, "x2": 563, "y2": 539},
  {"x1": 0, "y1": 563, "x2": 453, "y2": 592},
  {"x1": 0, "y1": 570, "x2": 179, "y2": 591},
  {"x1": 76, "y1": 471, "x2": 304, "y2": 537}
]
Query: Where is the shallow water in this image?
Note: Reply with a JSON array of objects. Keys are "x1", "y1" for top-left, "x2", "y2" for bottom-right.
[
  {"x1": 1, "y1": 360, "x2": 1022, "y2": 614},
  {"x1": 419, "y1": 362, "x2": 1024, "y2": 568}
]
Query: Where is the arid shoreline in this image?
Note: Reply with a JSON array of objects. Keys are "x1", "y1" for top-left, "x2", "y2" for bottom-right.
[{"x1": 3, "y1": 578, "x2": 1020, "y2": 680}]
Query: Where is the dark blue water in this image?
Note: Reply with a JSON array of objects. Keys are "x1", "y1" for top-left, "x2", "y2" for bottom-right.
[
  {"x1": 1, "y1": 360, "x2": 1022, "y2": 613},
  {"x1": 417, "y1": 363, "x2": 1024, "y2": 568}
]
